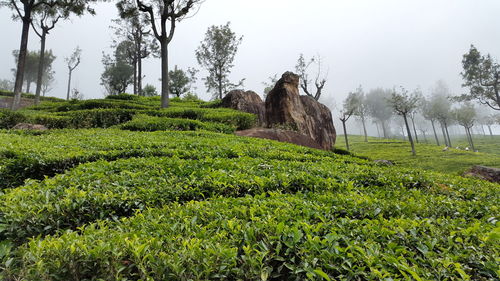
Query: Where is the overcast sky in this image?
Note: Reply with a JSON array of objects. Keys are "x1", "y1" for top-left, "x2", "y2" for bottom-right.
[{"x1": 1, "y1": 0, "x2": 500, "y2": 108}]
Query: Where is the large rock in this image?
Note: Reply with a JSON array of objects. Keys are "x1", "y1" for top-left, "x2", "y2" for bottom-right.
[
  {"x1": 236, "y1": 128, "x2": 323, "y2": 150},
  {"x1": 463, "y1": 166, "x2": 500, "y2": 184},
  {"x1": 221, "y1": 90, "x2": 265, "y2": 124},
  {"x1": 265, "y1": 72, "x2": 310, "y2": 134},
  {"x1": 264, "y1": 71, "x2": 336, "y2": 150},
  {"x1": 300, "y1": 95, "x2": 336, "y2": 150}
]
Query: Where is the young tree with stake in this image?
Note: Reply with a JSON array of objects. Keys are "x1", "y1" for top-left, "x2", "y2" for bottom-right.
[{"x1": 196, "y1": 22, "x2": 244, "y2": 100}]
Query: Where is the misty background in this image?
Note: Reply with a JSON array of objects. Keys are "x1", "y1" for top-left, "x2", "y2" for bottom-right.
[{"x1": 1, "y1": 0, "x2": 500, "y2": 134}]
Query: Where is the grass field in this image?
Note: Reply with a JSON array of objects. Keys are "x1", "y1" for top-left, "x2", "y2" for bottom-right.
[{"x1": 336, "y1": 135, "x2": 500, "y2": 174}]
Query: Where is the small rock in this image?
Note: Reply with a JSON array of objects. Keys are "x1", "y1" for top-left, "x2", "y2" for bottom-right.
[
  {"x1": 12, "y1": 123, "x2": 48, "y2": 131},
  {"x1": 374, "y1": 160, "x2": 394, "y2": 166},
  {"x1": 463, "y1": 166, "x2": 500, "y2": 184}
]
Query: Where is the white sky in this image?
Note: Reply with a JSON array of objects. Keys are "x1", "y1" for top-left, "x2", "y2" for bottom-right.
[{"x1": 1, "y1": 0, "x2": 500, "y2": 109}]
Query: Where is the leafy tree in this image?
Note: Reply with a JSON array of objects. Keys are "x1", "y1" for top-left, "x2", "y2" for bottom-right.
[
  {"x1": 460, "y1": 45, "x2": 500, "y2": 110},
  {"x1": 388, "y1": 87, "x2": 420, "y2": 156},
  {"x1": 118, "y1": 0, "x2": 203, "y2": 108},
  {"x1": 65, "y1": 46, "x2": 81, "y2": 100},
  {"x1": 142, "y1": 84, "x2": 158, "y2": 96},
  {"x1": 196, "y1": 22, "x2": 244, "y2": 100},
  {"x1": 430, "y1": 81, "x2": 454, "y2": 147},
  {"x1": 349, "y1": 86, "x2": 369, "y2": 142},
  {"x1": 111, "y1": 12, "x2": 158, "y2": 96},
  {"x1": 168, "y1": 65, "x2": 197, "y2": 98},
  {"x1": 101, "y1": 42, "x2": 134, "y2": 96},
  {"x1": 453, "y1": 103, "x2": 477, "y2": 151},
  {"x1": 0, "y1": 79, "x2": 14, "y2": 91},
  {"x1": 295, "y1": 54, "x2": 327, "y2": 101},
  {"x1": 421, "y1": 97, "x2": 441, "y2": 146},
  {"x1": 3, "y1": 0, "x2": 98, "y2": 109},
  {"x1": 366, "y1": 88, "x2": 393, "y2": 138},
  {"x1": 11, "y1": 50, "x2": 56, "y2": 95}
]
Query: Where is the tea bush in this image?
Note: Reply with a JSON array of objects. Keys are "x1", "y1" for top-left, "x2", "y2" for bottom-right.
[
  {"x1": 120, "y1": 115, "x2": 235, "y2": 133},
  {"x1": 5, "y1": 193, "x2": 498, "y2": 280}
]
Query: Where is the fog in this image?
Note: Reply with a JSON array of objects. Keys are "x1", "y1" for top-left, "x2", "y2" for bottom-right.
[{"x1": 1, "y1": 0, "x2": 500, "y2": 109}]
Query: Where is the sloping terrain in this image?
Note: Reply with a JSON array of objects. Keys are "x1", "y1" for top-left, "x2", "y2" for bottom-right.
[{"x1": 0, "y1": 94, "x2": 498, "y2": 280}]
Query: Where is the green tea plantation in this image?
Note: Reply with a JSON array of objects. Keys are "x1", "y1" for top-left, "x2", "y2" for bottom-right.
[{"x1": 0, "y1": 94, "x2": 498, "y2": 280}]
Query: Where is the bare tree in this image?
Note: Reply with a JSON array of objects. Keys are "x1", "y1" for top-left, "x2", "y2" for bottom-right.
[
  {"x1": 339, "y1": 92, "x2": 358, "y2": 151},
  {"x1": 295, "y1": 54, "x2": 327, "y2": 101},
  {"x1": 118, "y1": 0, "x2": 203, "y2": 108},
  {"x1": 65, "y1": 46, "x2": 81, "y2": 100},
  {"x1": 388, "y1": 87, "x2": 420, "y2": 156}
]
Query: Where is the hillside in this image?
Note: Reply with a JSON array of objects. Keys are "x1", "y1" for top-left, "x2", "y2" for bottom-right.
[{"x1": 0, "y1": 95, "x2": 498, "y2": 280}]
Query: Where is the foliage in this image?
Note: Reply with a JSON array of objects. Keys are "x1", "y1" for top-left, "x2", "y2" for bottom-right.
[
  {"x1": 196, "y1": 22, "x2": 244, "y2": 100},
  {"x1": 0, "y1": 79, "x2": 14, "y2": 91},
  {"x1": 366, "y1": 88, "x2": 393, "y2": 137},
  {"x1": 168, "y1": 65, "x2": 197, "y2": 98},
  {"x1": 460, "y1": 45, "x2": 500, "y2": 110},
  {"x1": 142, "y1": 84, "x2": 158, "y2": 96},
  {"x1": 100, "y1": 41, "x2": 135, "y2": 96},
  {"x1": 0, "y1": 109, "x2": 27, "y2": 129},
  {"x1": 11, "y1": 49, "x2": 56, "y2": 93}
]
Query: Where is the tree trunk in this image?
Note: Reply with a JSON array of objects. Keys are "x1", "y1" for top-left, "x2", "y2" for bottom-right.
[
  {"x1": 11, "y1": 12, "x2": 31, "y2": 110},
  {"x1": 218, "y1": 74, "x2": 223, "y2": 100},
  {"x1": 160, "y1": 40, "x2": 169, "y2": 108},
  {"x1": 375, "y1": 122, "x2": 380, "y2": 138},
  {"x1": 342, "y1": 120, "x2": 349, "y2": 151},
  {"x1": 26, "y1": 81, "x2": 31, "y2": 94},
  {"x1": 480, "y1": 125, "x2": 486, "y2": 136},
  {"x1": 487, "y1": 125, "x2": 493, "y2": 137},
  {"x1": 34, "y1": 32, "x2": 47, "y2": 106},
  {"x1": 444, "y1": 123, "x2": 452, "y2": 147},
  {"x1": 411, "y1": 116, "x2": 419, "y2": 143},
  {"x1": 464, "y1": 126, "x2": 472, "y2": 148},
  {"x1": 431, "y1": 120, "x2": 440, "y2": 146},
  {"x1": 468, "y1": 127, "x2": 475, "y2": 151},
  {"x1": 133, "y1": 58, "x2": 137, "y2": 95},
  {"x1": 138, "y1": 56, "x2": 143, "y2": 96},
  {"x1": 403, "y1": 114, "x2": 416, "y2": 156},
  {"x1": 440, "y1": 124, "x2": 448, "y2": 146},
  {"x1": 66, "y1": 69, "x2": 72, "y2": 100},
  {"x1": 381, "y1": 121, "x2": 388, "y2": 138},
  {"x1": 361, "y1": 117, "x2": 368, "y2": 142},
  {"x1": 422, "y1": 131, "x2": 428, "y2": 143}
]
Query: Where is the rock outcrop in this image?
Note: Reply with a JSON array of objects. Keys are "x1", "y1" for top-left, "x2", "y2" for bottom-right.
[
  {"x1": 463, "y1": 166, "x2": 500, "y2": 184},
  {"x1": 236, "y1": 128, "x2": 323, "y2": 150},
  {"x1": 300, "y1": 95, "x2": 336, "y2": 150},
  {"x1": 264, "y1": 72, "x2": 336, "y2": 150},
  {"x1": 12, "y1": 123, "x2": 48, "y2": 130},
  {"x1": 221, "y1": 90, "x2": 265, "y2": 124}
]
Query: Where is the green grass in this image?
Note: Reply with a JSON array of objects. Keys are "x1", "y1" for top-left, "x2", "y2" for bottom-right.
[{"x1": 337, "y1": 135, "x2": 500, "y2": 174}]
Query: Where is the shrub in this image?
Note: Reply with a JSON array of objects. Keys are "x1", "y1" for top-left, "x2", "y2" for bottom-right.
[
  {"x1": 120, "y1": 115, "x2": 235, "y2": 133},
  {"x1": 105, "y1": 93, "x2": 139, "y2": 101},
  {"x1": 0, "y1": 109, "x2": 26, "y2": 129},
  {"x1": 60, "y1": 109, "x2": 136, "y2": 128}
]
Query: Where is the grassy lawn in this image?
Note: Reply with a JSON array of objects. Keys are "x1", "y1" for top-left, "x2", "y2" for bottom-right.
[{"x1": 336, "y1": 134, "x2": 500, "y2": 174}]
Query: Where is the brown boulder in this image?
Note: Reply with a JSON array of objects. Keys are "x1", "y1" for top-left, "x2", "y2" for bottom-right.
[
  {"x1": 265, "y1": 72, "x2": 310, "y2": 134},
  {"x1": 300, "y1": 95, "x2": 336, "y2": 150},
  {"x1": 463, "y1": 166, "x2": 500, "y2": 184},
  {"x1": 236, "y1": 128, "x2": 323, "y2": 150},
  {"x1": 221, "y1": 90, "x2": 265, "y2": 124},
  {"x1": 12, "y1": 123, "x2": 48, "y2": 130},
  {"x1": 264, "y1": 71, "x2": 336, "y2": 150}
]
